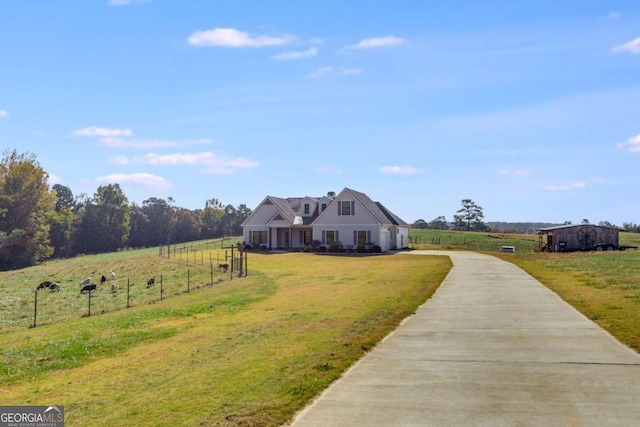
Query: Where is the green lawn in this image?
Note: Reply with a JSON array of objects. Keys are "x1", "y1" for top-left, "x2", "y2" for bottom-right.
[{"x1": 0, "y1": 251, "x2": 451, "y2": 426}]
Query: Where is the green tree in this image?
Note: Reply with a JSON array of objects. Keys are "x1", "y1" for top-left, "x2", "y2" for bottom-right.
[
  {"x1": 411, "y1": 219, "x2": 428, "y2": 229},
  {"x1": 173, "y1": 208, "x2": 202, "y2": 243},
  {"x1": 198, "y1": 198, "x2": 225, "y2": 238},
  {"x1": 0, "y1": 150, "x2": 54, "y2": 269},
  {"x1": 48, "y1": 207, "x2": 73, "y2": 258},
  {"x1": 455, "y1": 199, "x2": 487, "y2": 231},
  {"x1": 49, "y1": 184, "x2": 75, "y2": 257},
  {"x1": 52, "y1": 184, "x2": 76, "y2": 212},
  {"x1": 126, "y1": 203, "x2": 150, "y2": 248},
  {"x1": 73, "y1": 184, "x2": 130, "y2": 254},
  {"x1": 141, "y1": 197, "x2": 175, "y2": 247},
  {"x1": 428, "y1": 216, "x2": 448, "y2": 230},
  {"x1": 234, "y1": 203, "x2": 252, "y2": 234}
]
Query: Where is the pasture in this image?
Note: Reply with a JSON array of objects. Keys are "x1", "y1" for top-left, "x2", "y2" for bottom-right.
[
  {"x1": 0, "y1": 249, "x2": 452, "y2": 426},
  {"x1": 0, "y1": 239, "x2": 236, "y2": 332},
  {"x1": 409, "y1": 228, "x2": 540, "y2": 252},
  {"x1": 3, "y1": 229, "x2": 640, "y2": 426}
]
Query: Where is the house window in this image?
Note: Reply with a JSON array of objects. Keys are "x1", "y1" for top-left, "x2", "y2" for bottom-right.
[
  {"x1": 326, "y1": 230, "x2": 336, "y2": 244},
  {"x1": 338, "y1": 200, "x2": 354, "y2": 216},
  {"x1": 300, "y1": 230, "x2": 311, "y2": 245},
  {"x1": 304, "y1": 203, "x2": 310, "y2": 215},
  {"x1": 356, "y1": 230, "x2": 370, "y2": 245},
  {"x1": 252, "y1": 230, "x2": 267, "y2": 245},
  {"x1": 321, "y1": 203, "x2": 327, "y2": 213}
]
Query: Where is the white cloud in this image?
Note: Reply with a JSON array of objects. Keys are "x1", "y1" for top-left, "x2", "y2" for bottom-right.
[
  {"x1": 378, "y1": 166, "x2": 423, "y2": 175},
  {"x1": 126, "y1": 152, "x2": 259, "y2": 174},
  {"x1": 47, "y1": 174, "x2": 62, "y2": 185},
  {"x1": 497, "y1": 168, "x2": 533, "y2": 176},
  {"x1": 96, "y1": 172, "x2": 168, "y2": 188},
  {"x1": 107, "y1": 0, "x2": 149, "y2": 6},
  {"x1": 348, "y1": 36, "x2": 405, "y2": 50},
  {"x1": 99, "y1": 136, "x2": 213, "y2": 149},
  {"x1": 188, "y1": 28, "x2": 295, "y2": 48},
  {"x1": 0, "y1": 110, "x2": 9, "y2": 117},
  {"x1": 618, "y1": 134, "x2": 640, "y2": 152},
  {"x1": 73, "y1": 127, "x2": 133, "y2": 137},
  {"x1": 107, "y1": 0, "x2": 150, "y2": 6},
  {"x1": 109, "y1": 155, "x2": 130, "y2": 165},
  {"x1": 307, "y1": 67, "x2": 363, "y2": 79},
  {"x1": 340, "y1": 68, "x2": 363, "y2": 76},
  {"x1": 611, "y1": 37, "x2": 640, "y2": 54},
  {"x1": 315, "y1": 165, "x2": 343, "y2": 175},
  {"x1": 307, "y1": 67, "x2": 333, "y2": 79},
  {"x1": 543, "y1": 182, "x2": 585, "y2": 191},
  {"x1": 271, "y1": 47, "x2": 318, "y2": 60}
]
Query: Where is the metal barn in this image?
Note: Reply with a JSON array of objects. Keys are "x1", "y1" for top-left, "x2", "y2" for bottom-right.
[{"x1": 537, "y1": 224, "x2": 622, "y2": 252}]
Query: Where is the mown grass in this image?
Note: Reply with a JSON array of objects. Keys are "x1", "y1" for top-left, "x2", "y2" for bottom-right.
[
  {"x1": 409, "y1": 228, "x2": 640, "y2": 352},
  {"x1": 409, "y1": 228, "x2": 540, "y2": 252},
  {"x1": 0, "y1": 239, "x2": 234, "y2": 332},
  {"x1": 0, "y1": 251, "x2": 452, "y2": 426},
  {"x1": 494, "y1": 248, "x2": 640, "y2": 352}
]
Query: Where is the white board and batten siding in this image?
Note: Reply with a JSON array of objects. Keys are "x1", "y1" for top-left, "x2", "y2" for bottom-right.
[
  {"x1": 241, "y1": 199, "x2": 278, "y2": 244},
  {"x1": 312, "y1": 190, "x2": 399, "y2": 252}
]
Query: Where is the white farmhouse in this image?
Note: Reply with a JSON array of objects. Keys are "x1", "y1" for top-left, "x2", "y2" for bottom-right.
[{"x1": 241, "y1": 188, "x2": 409, "y2": 252}]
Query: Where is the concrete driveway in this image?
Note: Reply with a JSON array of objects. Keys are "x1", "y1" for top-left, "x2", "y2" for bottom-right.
[{"x1": 288, "y1": 251, "x2": 640, "y2": 426}]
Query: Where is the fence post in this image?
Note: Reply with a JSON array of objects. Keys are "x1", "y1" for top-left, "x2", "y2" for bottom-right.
[
  {"x1": 210, "y1": 263, "x2": 213, "y2": 287},
  {"x1": 33, "y1": 289, "x2": 38, "y2": 328},
  {"x1": 160, "y1": 273, "x2": 164, "y2": 301},
  {"x1": 187, "y1": 269, "x2": 190, "y2": 293},
  {"x1": 127, "y1": 277, "x2": 130, "y2": 308},
  {"x1": 88, "y1": 289, "x2": 92, "y2": 317}
]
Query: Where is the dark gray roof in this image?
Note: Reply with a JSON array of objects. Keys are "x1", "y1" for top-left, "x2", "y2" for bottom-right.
[
  {"x1": 245, "y1": 188, "x2": 407, "y2": 228},
  {"x1": 345, "y1": 188, "x2": 409, "y2": 227}
]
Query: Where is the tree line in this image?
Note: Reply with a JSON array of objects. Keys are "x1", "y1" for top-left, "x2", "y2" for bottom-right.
[
  {"x1": 411, "y1": 199, "x2": 638, "y2": 234},
  {"x1": 0, "y1": 150, "x2": 252, "y2": 271},
  {"x1": 412, "y1": 199, "x2": 490, "y2": 232}
]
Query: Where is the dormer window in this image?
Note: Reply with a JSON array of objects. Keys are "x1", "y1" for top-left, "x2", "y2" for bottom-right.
[
  {"x1": 338, "y1": 200, "x2": 355, "y2": 216},
  {"x1": 304, "y1": 203, "x2": 310, "y2": 215}
]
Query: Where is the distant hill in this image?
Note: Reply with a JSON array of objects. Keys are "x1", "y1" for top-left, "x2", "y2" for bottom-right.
[{"x1": 486, "y1": 222, "x2": 563, "y2": 234}]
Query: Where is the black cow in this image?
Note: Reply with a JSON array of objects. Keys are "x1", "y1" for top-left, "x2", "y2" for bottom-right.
[
  {"x1": 80, "y1": 283, "x2": 97, "y2": 294},
  {"x1": 146, "y1": 277, "x2": 155, "y2": 288},
  {"x1": 100, "y1": 275, "x2": 107, "y2": 284},
  {"x1": 49, "y1": 283, "x2": 61, "y2": 292},
  {"x1": 219, "y1": 263, "x2": 229, "y2": 272},
  {"x1": 37, "y1": 281, "x2": 52, "y2": 291}
]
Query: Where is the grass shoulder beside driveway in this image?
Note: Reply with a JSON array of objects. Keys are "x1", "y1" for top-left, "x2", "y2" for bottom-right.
[
  {"x1": 494, "y1": 250, "x2": 640, "y2": 352},
  {"x1": 0, "y1": 252, "x2": 451, "y2": 426}
]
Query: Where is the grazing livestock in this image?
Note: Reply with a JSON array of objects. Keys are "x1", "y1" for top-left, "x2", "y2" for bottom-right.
[
  {"x1": 146, "y1": 277, "x2": 155, "y2": 288},
  {"x1": 219, "y1": 263, "x2": 229, "y2": 272},
  {"x1": 49, "y1": 283, "x2": 61, "y2": 292},
  {"x1": 37, "y1": 281, "x2": 53, "y2": 291},
  {"x1": 110, "y1": 271, "x2": 116, "y2": 280},
  {"x1": 111, "y1": 282, "x2": 119, "y2": 291},
  {"x1": 80, "y1": 283, "x2": 97, "y2": 294},
  {"x1": 100, "y1": 275, "x2": 107, "y2": 284},
  {"x1": 79, "y1": 278, "x2": 92, "y2": 288}
]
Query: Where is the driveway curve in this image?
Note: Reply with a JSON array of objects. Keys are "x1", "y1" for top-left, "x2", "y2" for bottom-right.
[{"x1": 288, "y1": 251, "x2": 640, "y2": 426}]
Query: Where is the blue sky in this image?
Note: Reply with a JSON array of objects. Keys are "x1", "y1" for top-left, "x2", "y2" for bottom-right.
[{"x1": 1, "y1": 1, "x2": 639, "y2": 225}]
